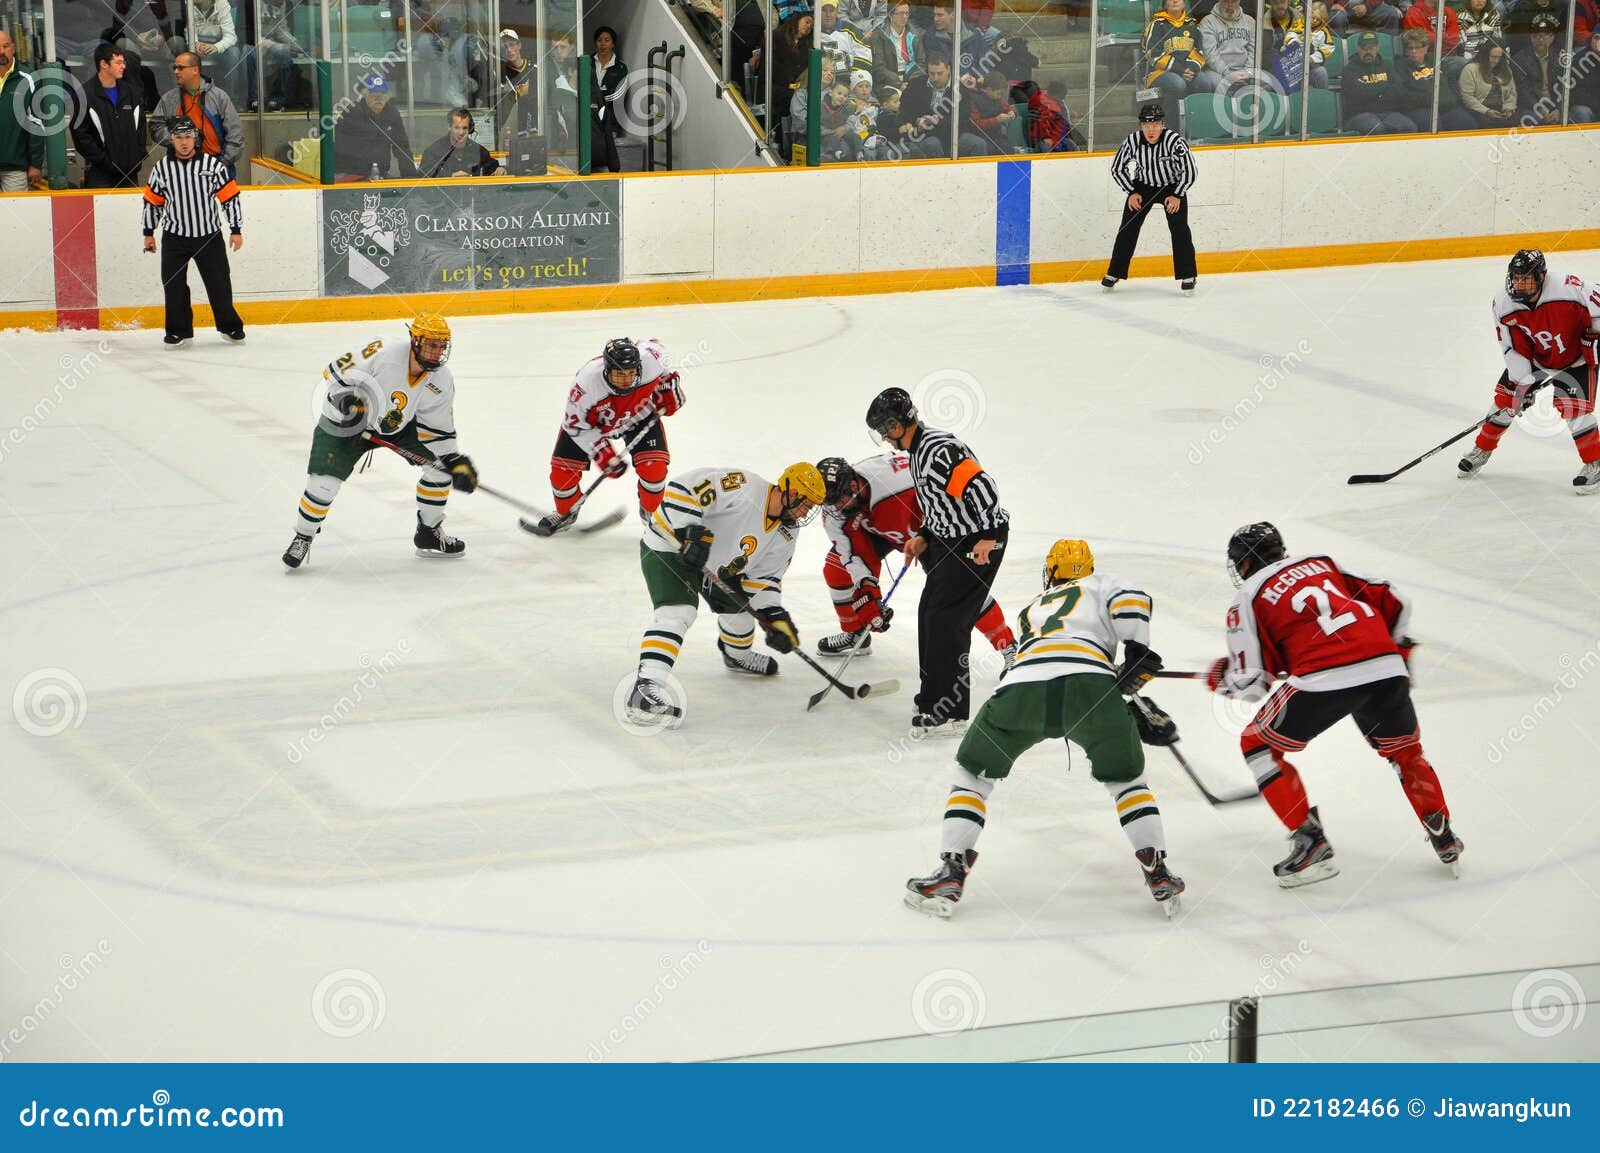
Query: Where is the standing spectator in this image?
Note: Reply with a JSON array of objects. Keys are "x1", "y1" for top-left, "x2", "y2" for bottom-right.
[
  {"x1": 896, "y1": 51, "x2": 956, "y2": 158},
  {"x1": 242, "y1": 0, "x2": 300, "y2": 112},
  {"x1": 96, "y1": 26, "x2": 160, "y2": 117},
  {"x1": 333, "y1": 74, "x2": 422, "y2": 180},
  {"x1": 0, "y1": 30, "x2": 44, "y2": 192},
  {"x1": 589, "y1": 25, "x2": 627, "y2": 172},
  {"x1": 76, "y1": 44, "x2": 148, "y2": 189},
  {"x1": 1102, "y1": 104, "x2": 1199, "y2": 293},
  {"x1": 500, "y1": 27, "x2": 537, "y2": 139},
  {"x1": 1514, "y1": 14, "x2": 1590, "y2": 123},
  {"x1": 421, "y1": 108, "x2": 500, "y2": 176},
  {"x1": 1402, "y1": 0, "x2": 1461, "y2": 55},
  {"x1": 188, "y1": 0, "x2": 242, "y2": 106},
  {"x1": 1201, "y1": 0, "x2": 1260, "y2": 92},
  {"x1": 869, "y1": 2, "x2": 922, "y2": 93},
  {"x1": 864, "y1": 387, "x2": 1011, "y2": 737},
  {"x1": 772, "y1": 10, "x2": 814, "y2": 122},
  {"x1": 1457, "y1": 0, "x2": 1506, "y2": 60},
  {"x1": 1394, "y1": 26, "x2": 1477, "y2": 129},
  {"x1": 542, "y1": 30, "x2": 576, "y2": 147},
  {"x1": 1458, "y1": 36, "x2": 1518, "y2": 126},
  {"x1": 141, "y1": 117, "x2": 243, "y2": 347},
  {"x1": 1331, "y1": 0, "x2": 1403, "y2": 35},
  {"x1": 962, "y1": 69, "x2": 1018, "y2": 155},
  {"x1": 1143, "y1": 0, "x2": 1217, "y2": 127},
  {"x1": 1028, "y1": 79, "x2": 1076, "y2": 152},
  {"x1": 152, "y1": 51, "x2": 245, "y2": 177},
  {"x1": 1344, "y1": 30, "x2": 1413, "y2": 131}
]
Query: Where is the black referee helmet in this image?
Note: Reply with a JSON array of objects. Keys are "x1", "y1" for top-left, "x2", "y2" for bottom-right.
[
  {"x1": 1137, "y1": 103, "x2": 1164, "y2": 123},
  {"x1": 168, "y1": 115, "x2": 199, "y2": 136}
]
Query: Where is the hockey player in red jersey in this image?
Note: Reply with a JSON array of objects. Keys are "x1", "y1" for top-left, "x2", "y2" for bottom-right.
[
  {"x1": 540, "y1": 337, "x2": 685, "y2": 534},
  {"x1": 1206, "y1": 522, "x2": 1463, "y2": 888},
  {"x1": 1459, "y1": 249, "x2": 1600, "y2": 493},
  {"x1": 814, "y1": 454, "x2": 1017, "y2": 662}
]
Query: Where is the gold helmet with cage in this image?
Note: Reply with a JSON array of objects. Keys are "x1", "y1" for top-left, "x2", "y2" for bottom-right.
[
  {"x1": 776, "y1": 462, "x2": 827, "y2": 526},
  {"x1": 408, "y1": 314, "x2": 452, "y2": 370},
  {"x1": 1042, "y1": 539, "x2": 1095, "y2": 588}
]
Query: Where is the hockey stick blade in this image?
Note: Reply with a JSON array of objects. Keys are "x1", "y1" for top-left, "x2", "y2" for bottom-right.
[
  {"x1": 1345, "y1": 422, "x2": 1478, "y2": 485},
  {"x1": 517, "y1": 507, "x2": 627, "y2": 537}
]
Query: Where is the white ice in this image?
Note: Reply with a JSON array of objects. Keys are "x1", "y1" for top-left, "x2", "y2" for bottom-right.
[{"x1": 2, "y1": 251, "x2": 1598, "y2": 1063}]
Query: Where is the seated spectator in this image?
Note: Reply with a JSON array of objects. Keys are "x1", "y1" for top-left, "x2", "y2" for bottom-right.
[
  {"x1": 421, "y1": 108, "x2": 500, "y2": 176},
  {"x1": 1457, "y1": 0, "x2": 1505, "y2": 62},
  {"x1": 188, "y1": 0, "x2": 242, "y2": 107},
  {"x1": 333, "y1": 74, "x2": 422, "y2": 180},
  {"x1": 962, "y1": 69, "x2": 1018, "y2": 155},
  {"x1": 1401, "y1": 0, "x2": 1460, "y2": 56},
  {"x1": 1201, "y1": 0, "x2": 1259, "y2": 93},
  {"x1": 1457, "y1": 36, "x2": 1517, "y2": 127},
  {"x1": 1262, "y1": 0, "x2": 1302, "y2": 56},
  {"x1": 840, "y1": 1, "x2": 890, "y2": 34},
  {"x1": 1342, "y1": 29, "x2": 1414, "y2": 131},
  {"x1": 896, "y1": 51, "x2": 956, "y2": 158},
  {"x1": 1029, "y1": 79, "x2": 1077, "y2": 152},
  {"x1": 816, "y1": 77, "x2": 864, "y2": 162},
  {"x1": 243, "y1": 0, "x2": 300, "y2": 112},
  {"x1": 1330, "y1": 0, "x2": 1402, "y2": 36},
  {"x1": 1144, "y1": 0, "x2": 1218, "y2": 127},
  {"x1": 1393, "y1": 27, "x2": 1476, "y2": 130},
  {"x1": 790, "y1": 55, "x2": 839, "y2": 145},
  {"x1": 924, "y1": 2, "x2": 997, "y2": 85},
  {"x1": 864, "y1": 84, "x2": 902, "y2": 159},
  {"x1": 1513, "y1": 14, "x2": 1592, "y2": 124},
  {"x1": 1307, "y1": 4, "x2": 1337, "y2": 86},
  {"x1": 1572, "y1": 29, "x2": 1600, "y2": 123},
  {"x1": 1272, "y1": 4, "x2": 1332, "y2": 91},
  {"x1": 869, "y1": 2, "x2": 921, "y2": 93},
  {"x1": 819, "y1": 2, "x2": 874, "y2": 76},
  {"x1": 152, "y1": 50, "x2": 244, "y2": 176}
]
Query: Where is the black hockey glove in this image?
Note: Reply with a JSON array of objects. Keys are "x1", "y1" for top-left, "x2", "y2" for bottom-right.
[
  {"x1": 1115, "y1": 642, "x2": 1163, "y2": 694},
  {"x1": 676, "y1": 525, "x2": 714, "y2": 571},
  {"x1": 755, "y1": 606, "x2": 799, "y2": 654},
  {"x1": 441, "y1": 453, "x2": 478, "y2": 493},
  {"x1": 1128, "y1": 696, "x2": 1179, "y2": 746},
  {"x1": 715, "y1": 552, "x2": 748, "y2": 589},
  {"x1": 333, "y1": 391, "x2": 368, "y2": 429}
]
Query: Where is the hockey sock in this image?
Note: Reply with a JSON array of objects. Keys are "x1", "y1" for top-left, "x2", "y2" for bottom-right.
[
  {"x1": 939, "y1": 766, "x2": 994, "y2": 856},
  {"x1": 717, "y1": 614, "x2": 756, "y2": 652},
  {"x1": 976, "y1": 600, "x2": 1015, "y2": 650},
  {"x1": 416, "y1": 466, "x2": 451, "y2": 528},
  {"x1": 1247, "y1": 746, "x2": 1310, "y2": 830},
  {"x1": 1475, "y1": 413, "x2": 1512, "y2": 453},
  {"x1": 295, "y1": 474, "x2": 341, "y2": 536},
  {"x1": 1390, "y1": 749, "x2": 1448, "y2": 821},
  {"x1": 639, "y1": 604, "x2": 695, "y2": 680},
  {"x1": 1569, "y1": 419, "x2": 1600, "y2": 463},
  {"x1": 550, "y1": 459, "x2": 586, "y2": 516},
  {"x1": 1106, "y1": 775, "x2": 1164, "y2": 854},
  {"x1": 823, "y1": 549, "x2": 861, "y2": 629},
  {"x1": 634, "y1": 451, "x2": 669, "y2": 514}
]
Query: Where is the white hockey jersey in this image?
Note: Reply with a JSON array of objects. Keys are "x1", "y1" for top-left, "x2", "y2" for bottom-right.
[
  {"x1": 1000, "y1": 573, "x2": 1151, "y2": 688},
  {"x1": 321, "y1": 336, "x2": 459, "y2": 458},
  {"x1": 644, "y1": 467, "x2": 800, "y2": 614},
  {"x1": 560, "y1": 337, "x2": 672, "y2": 459}
]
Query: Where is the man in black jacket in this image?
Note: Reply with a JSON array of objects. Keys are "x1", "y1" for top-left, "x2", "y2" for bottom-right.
[
  {"x1": 421, "y1": 109, "x2": 500, "y2": 177},
  {"x1": 76, "y1": 43, "x2": 148, "y2": 188},
  {"x1": 1341, "y1": 31, "x2": 1412, "y2": 134},
  {"x1": 333, "y1": 74, "x2": 422, "y2": 180},
  {"x1": 895, "y1": 51, "x2": 955, "y2": 158}
]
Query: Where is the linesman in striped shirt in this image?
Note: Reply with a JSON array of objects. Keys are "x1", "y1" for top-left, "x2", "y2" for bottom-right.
[
  {"x1": 1101, "y1": 103, "x2": 1198, "y2": 293},
  {"x1": 142, "y1": 116, "x2": 245, "y2": 347},
  {"x1": 866, "y1": 387, "x2": 1011, "y2": 738}
]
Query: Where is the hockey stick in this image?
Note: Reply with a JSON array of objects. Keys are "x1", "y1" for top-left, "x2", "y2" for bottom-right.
[
  {"x1": 1130, "y1": 695, "x2": 1259, "y2": 806},
  {"x1": 517, "y1": 416, "x2": 662, "y2": 538},
  {"x1": 360, "y1": 431, "x2": 537, "y2": 512},
  {"x1": 1346, "y1": 423, "x2": 1478, "y2": 485},
  {"x1": 806, "y1": 559, "x2": 913, "y2": 711}
]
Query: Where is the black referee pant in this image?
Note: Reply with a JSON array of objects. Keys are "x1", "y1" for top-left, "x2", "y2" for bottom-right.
[
  {"x1": 917, "y1": 523, "x2": 1009, "y2": 723},
  {"x1": 1106, "y1": 181, "x2": 1196, "y2": 281},
  {"x1": 160, "y1": 230, "x2": 243, "y2": 339}
]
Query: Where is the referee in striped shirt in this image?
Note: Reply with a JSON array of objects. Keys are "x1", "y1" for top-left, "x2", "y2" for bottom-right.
[
  {"x1": 142, "y1": 116, "x2": 245, "y2": 347},
  {"x1": 866, "y1": 387, "x2": 1009, "y2": 736},
  {"x1": 1102, "y1": 103, "x2": 1198, "y2": 293}
]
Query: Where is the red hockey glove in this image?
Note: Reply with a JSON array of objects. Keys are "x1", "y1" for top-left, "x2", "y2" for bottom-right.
[
  {"x1": 852, "y1": 579, "x2": 893, "y2": 633},
  {"x1": 594, "y1": 439, "x2": 627, "y2": 478},
  {"x1": 652, "y1": 371, "x2": 685, "y2": 417},
  {"x1": 1204, "y1": 657, "x2": 1230, "y2": 693}
]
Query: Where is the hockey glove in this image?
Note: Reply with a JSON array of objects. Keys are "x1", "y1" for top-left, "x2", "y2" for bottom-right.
[
  {"x1": 1204, "y1": 657, "x2": 1230, "y2": 693},
  {"x1": 1397, "y1": 635, "x2": 1418, "y2": 673},
  {"x1": 675, "y1": 525, "x2": 715, "y2": 571},
  {"x1": 594, "y1": 439, "x2": 628, "y2": 479},
  {"x1": 442, "y1": 453, "x2": 478, "y2": 493},
  {"x1": 333, "y1": 391, "x2": 369, "y2": 429},
  {"x1": 652, "y1": 371, "x2": 685, "y2": 416},
  {"x1": 756, "y1": 606, "x2": 799, "y2": 654},
  {"x1": 1115, "y1": 642, "x2": 1163, "y2": 694},
  {"x1": 1128, "y1": 696, "x2": 1179, "y2": 746},
  {"x1": 715, "y1": 552, "x2": 748, "y2": 589},
  {"x1": 852, "y1": 579, "x2": 893, "y2": 633}
]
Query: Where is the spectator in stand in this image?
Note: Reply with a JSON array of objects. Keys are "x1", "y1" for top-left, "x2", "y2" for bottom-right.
[
  {"x1": 589, "y1": 25, "x2": 627, "y2": 172},
  {"x1": 1571, "y1": 28, "x2": 1600, "y2": 122},
  {"x1": 1503, "y1": 0, "x2": 1564, "y2": 58},
  {"x1": 1401, "y1": 0, "x2": 1460, "y2": 56},
  {"x1": 925, "y1": 3, "x2": 993, "y2": 83},
  {"x1": 819, "y1": 2, "x2": 874, "y2": 76},
  {"x1": 500, "y1": 28, "x2": 537, "y2": 139},
  {"x1": 76, "y1": 43, "x2": 148, "y2": 188},
  {"x1": 421, "y1": 108, "x2": 500, "y2": 176},
  {"x1": 1262, "y1": 0, "x2": 1302, "y2": 57},
  {"x1": 897, "y1": 51, "x2": 956, "y2": 158},
  {"x1": 1343, "y1": 29, "x2": 1413, "y2": 131},
  {"x1": 772, "y1": 10, "x2": 814, "y2": 123},
  {"x1": 108, "y1": 0, "x2": 183, "y2": 55},
  {"x1": 1457, "y1": 0, "x2": 1505, "y2": 61},
  {"x1": 1029, "y1": 79, "x2": 1076, "y2": 152},
  {"x1": 865, "y1": 84, "x2": 902, "y2": 158},
  {"x1": 962, "y1": 0, "x2": 1002, "y2": 51},
  {"x1": 1330, "y1": 0, "x2": 1402, "y2": 36},
  {"x1": 790, "y1": 55, "x2": 839, "y2": 147},
  {"x1": 1458, "y1": 36, "x2": 1517, "y2": 126},
  {"x1": 815, "y1": 76, "x2": 864, "y2": 161},
  {"x1": 98, "y1": 25, "x2": 160, "y2": 117},
  {"x1": 243, "y1": 0, "x2": 300, "y2": 112},
  {"x1": 333, "y1": 74, "x2": 422, "y2": 180},
  {"x1": 153, "y1": 51, "x2": 244, "y2": 177},
  {"x1": 963, "y1": 70, "x2": 1018, "y2": 155},
  {"x1": 840, "y1": 1, "x2": 890, "y2": 34},
  {"x1": 1202, "y1": 0, "x2": 1259, "y2": 93},
  {"x1": 1394, "y1": 26, "x2": 1477, "y2": 129},
  {"x1": 187, "y1": 0, "x2": 242, "y2": 106},
  {"x1": 1144, "y1": 0, "x2": 1217, "y2": 127},
  {"x1": 0, "y1": 30, "x2": 45, "y2": 192},
  {"x1": 870, "y1": 3, "x2": 922, "y2": 93},
  {"x1": 1514, "y1": 14, "x2": 1592, "y2": 124}
]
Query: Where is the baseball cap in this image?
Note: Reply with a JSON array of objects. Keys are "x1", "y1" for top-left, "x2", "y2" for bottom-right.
[
  {"x1": 1357, "y1": 31, "x2": 1380, "y2": 45},
  {"x1": 1530, "y1": 13, "x2": 1560, "y2": 30},
  {"x1": 500, "y1": 27, "x2": 520, "y2": 41},
  {"x1": 168, "y1": 115, "x2": 198, "y2": 136},
  {"x1": 362, "y1": 73, "x2": 390, "y2": 94}
]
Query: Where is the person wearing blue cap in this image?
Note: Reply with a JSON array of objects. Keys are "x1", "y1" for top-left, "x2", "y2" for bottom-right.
[{"x1": 333, "y1": 73, "x2": 422, "y2": 180}]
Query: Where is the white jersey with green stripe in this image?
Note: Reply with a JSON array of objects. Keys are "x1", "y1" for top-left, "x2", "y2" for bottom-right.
[
  {"x1": 320, "y1": 336, "x2": 459, "y2": 458},
  {"x1": 643, "y1": 467, "x2": 798, "y2": 613},
  {"x1": 999, "y1": 573, "x2": 1152, "y2": 687}
]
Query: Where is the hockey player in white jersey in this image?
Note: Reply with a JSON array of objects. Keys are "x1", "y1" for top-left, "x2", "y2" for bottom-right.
[
  {"x1": 283, "y1": 315, "x2": 478, "y2": 569},
  {"x1": 903, "y1": 539, "x2": 1185, "y2": 917},
  {"x1": 626, "y1": 462, "x2": 828, "y2": 724}
]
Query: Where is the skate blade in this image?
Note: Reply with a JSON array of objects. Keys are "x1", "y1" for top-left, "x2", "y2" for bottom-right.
[
  {"x1": 908, "y1": 718, "x2": 965, "y2": 739},
  {"x1": 819, "y1": 646, "x2": 872, "y2": 659},
  {"x1": 415, "y1": 550, "x2": 466, "y2": 559},
  {"x1": 1447, "y1": 860, "x2": 1462, "y2": 879},
  {"x1": 1276, "y1": 859, "x2": 1340, "y2": 889},
  {"x1": 903, "y1": 890, "x2": 955, "y2": 919},
  {"x1": 625, "y1": 706, "x2": 682, "y2": 727},
  {"x1": 1160, "y1": 895, "x2": 1181, "y2": 918}
]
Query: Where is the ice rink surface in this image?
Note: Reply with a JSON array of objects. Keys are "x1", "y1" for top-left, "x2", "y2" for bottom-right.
[{"x1": 3, "y1": 251, "x2": 1598, "y2": 1062}]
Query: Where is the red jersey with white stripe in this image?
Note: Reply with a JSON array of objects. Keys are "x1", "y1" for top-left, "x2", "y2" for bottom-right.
[
  {"x1": 823, "y1": 450, "x2": 922, "y2": 584},
  {"x1": 1223, "y1": 555, "x2": 1410, "y2": 695},
  {"x1": 1495, "y1": 272, "x2": 1600, "y2": 384},
  {"x1": 559, "y1": 337, "x2": 671, "y2": 458}
]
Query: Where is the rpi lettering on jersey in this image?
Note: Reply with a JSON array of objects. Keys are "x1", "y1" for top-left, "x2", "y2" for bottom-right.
[{"x1": 1258, "y1": 559, "x2": 1334, "y2": 606}]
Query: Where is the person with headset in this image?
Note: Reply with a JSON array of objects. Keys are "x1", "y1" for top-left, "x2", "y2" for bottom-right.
[{"x1": 420, "y1": 107, "x2": 500, "y2": 177}]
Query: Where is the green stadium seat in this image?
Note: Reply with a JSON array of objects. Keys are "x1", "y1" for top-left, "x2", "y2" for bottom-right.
[
  {"x1": 1287, "y1": 88, "x2": 1342, "y2": 136},
  {"x1": 1181, "y1": 92, "x2": 1236, "y2": 143}
]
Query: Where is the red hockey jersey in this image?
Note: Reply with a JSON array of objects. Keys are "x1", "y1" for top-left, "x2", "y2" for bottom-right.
[
  {"x1": 1495, "y1": 272, "x2": 1600, "y2": 383},
  {"x1": 822, "y1": 450, "x2": 922, "y2": 586}
]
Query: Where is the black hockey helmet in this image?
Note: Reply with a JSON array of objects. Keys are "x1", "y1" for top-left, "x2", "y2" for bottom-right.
[
  {"x1": 1506, "y1": 249, "x2": 1547, "y2": 306},
  {"x1": 602, "y1": 337, "x2": 643, "y2": 393},
  {"x1": 1226, "y1": 521, "x2": 1286, "y2": 587},
  {"x1": 816, "y1": 456, "x2": 867, "y2": 516},
  {"x1": 1137, "y1": 102, "x2": 1164, "y2": 123},
  {"x1": 866, "y1": 387, "x2": 917, "y2": 443}
]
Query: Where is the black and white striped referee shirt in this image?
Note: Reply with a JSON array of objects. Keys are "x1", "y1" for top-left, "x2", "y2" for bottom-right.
[
  {"x1": 908, "y1": 425, "x2": 1008, "y2": 542},
  {"x1": 141, "y1": 152, "x2": 242, "y2": 238},
  {"x1": 1111, "y1": 127, "x2": 1197, "y2": 196}
]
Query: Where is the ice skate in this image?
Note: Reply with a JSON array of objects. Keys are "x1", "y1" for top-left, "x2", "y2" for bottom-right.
[
  {"x1": 414, "y1": 514, "x2": 466, "y2": 558},
  {"x1": 719, "y1": 640, "x2": 777, "y2": 676},
  {"x1": 1274, "y1": 806, "x2": 1339, "y2": 889},
  {"x1": 1136, "y1": 848, "x2": 1185, "y2": 915},
  {"x1": 1573, "y1": 460, "x2": 1600, "y2": 495},
  {"x1": 910, "y1": 714, "x2": 967, "y2": 739},
  {"x1": 1422, "y1": 811, "x2": 1464, "y2": 877},
  {"x1": 1457, "y1": 447, "x2": 1492, "y2": 477},
  {"x1": 904, "y1": 850, "x2": 978, "y2": 918},
  {"x1": 535, "y1": 511, "x2": 576, "y2": 535},
  {"x1": 817, "y1": 630, "x2": 870, "y2": 657},
  {"x1": 624, "y1": 677, "x2": 682, "y2": 726},
  {"x1": 282, "y1": 531, "x2": 315, "y2": 570},
  {"x1": 1100, "y1": 275, "x2": 1119, "y2": 291}
]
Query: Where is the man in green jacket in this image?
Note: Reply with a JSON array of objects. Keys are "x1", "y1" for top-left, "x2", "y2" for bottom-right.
[{"x1": 0, "y1": 31, "x2": 45, "y2": 191}]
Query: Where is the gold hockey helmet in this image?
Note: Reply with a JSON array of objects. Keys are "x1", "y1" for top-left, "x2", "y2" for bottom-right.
[
  {"x1": 777, "y1": 462, "x2": 827, "y2": 526},
  {"x1": 408, "y1": 313, "x2": 452, "y2": 369},
  {"x1": 1043, "y1": 539, "x2": 1095, "y2": 588}
]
